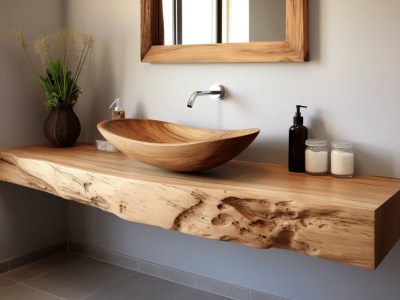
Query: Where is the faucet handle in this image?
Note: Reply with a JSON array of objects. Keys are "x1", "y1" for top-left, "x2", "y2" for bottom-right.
[{"x1": 209, "y1": 84, "x2": 225, "y2": 100}]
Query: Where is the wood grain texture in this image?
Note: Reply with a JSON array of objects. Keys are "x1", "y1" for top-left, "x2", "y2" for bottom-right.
[
  {"x1": 97, "y1": 119, "x2": 260, "y2": 172},
  {"x1": 141, "y1": 0, "x2": 309, "y2": 63},
  {"x1": 1, "y1": 144, "x2": 399, "y2": 269},
  {"x1": 141, "y1": 0, "x2": 161, "y2": 61}
]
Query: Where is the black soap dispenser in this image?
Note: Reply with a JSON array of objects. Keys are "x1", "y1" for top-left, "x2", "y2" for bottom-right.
[{"x1": 289, "y1": 105, "x2": 308, "y2": 172}]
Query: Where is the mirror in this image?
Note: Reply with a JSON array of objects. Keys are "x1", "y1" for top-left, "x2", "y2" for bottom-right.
[
  {"x1": 141, "y1": 0, "x2": 308, "y2": 63},
  {"x1": 162, "y1": 0, "x2": 286, "y2": 45}
]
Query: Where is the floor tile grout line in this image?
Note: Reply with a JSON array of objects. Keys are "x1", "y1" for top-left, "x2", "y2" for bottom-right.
[
  {"x1": 87, "y1": 254, "x2": 237, "y2": 300},
  {"x1": 76, "y1": 253, "x2": 235, "y2": 300},
  {"x1": 3, "y1": 245, "x2": 278, "y2": 300},
  {"x1": 137, "y1": 264, "x2": 246, "y2": 300},
  {"x1": 137, "y1": 263, "x2": 194, "y2": 289},
  {"x1": 80, "y1": 272, "x2": 139, "y2": 300},
  {"x1": 4, "y1": 250, "x2": 70, "y2": 276},
  {"x1": 83, "y1": 246, "x2": 247, "y2": 300},
  {"x1": 5, "y1": 252, "x2": 86, "y2": 284},
  {"x1": 1, "y1": 242, "x2": 68, "y2": 275},
  {"x1": 80, "y1": 246, "x2": 198, "y2": 290},
  {"x1": 3, "y1": 278, "x2": 19, "y2": 285},
  {"x1": 70, "y1": 244, "x2": 279, "y2": 300},
  {"x1": 0, "y1": 281, "x2": 64, "y2": 300},
  {"x1": 81, "y1": 254, "x2": 202, "y2": 298},
  {"x1": 12, "y1": 255, "x2": 138, "y2": 300},
  {"x1": 72, "y1": 244, "x2": 218, "y2": 291},
  {"x1": 0, "y1": 281, "x2": 20, "y2": 295},
  {"x1": 87, "y1": 248, "x2": 139, "y2": 272},
  {"x1": 18, "y1": 282, "x2": 66, "y2": 299},
  {"x1": 135, "y1": 270, "x2": 197, "y2": 291},
  {"x1": 4, "y1": 251, "x2": 236, "y2": 300}
]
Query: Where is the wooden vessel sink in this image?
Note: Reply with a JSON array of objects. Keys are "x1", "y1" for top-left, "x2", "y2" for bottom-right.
[{"x1": 97, "y1": 119, "x2": 260, "y2": 172}]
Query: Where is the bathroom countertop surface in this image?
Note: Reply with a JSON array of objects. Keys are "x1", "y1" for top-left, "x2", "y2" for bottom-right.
[{"x1": 0, "y1": 143, "x2": 399, "y2": 269}]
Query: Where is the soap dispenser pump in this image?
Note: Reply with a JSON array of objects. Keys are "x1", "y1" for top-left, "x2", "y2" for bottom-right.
[
  {"x1": 289, "y1": 105, "x2": 308, "y2": 172},
  {"x1": 109, "y1": 98, "x2": 125, "y2": 119}
]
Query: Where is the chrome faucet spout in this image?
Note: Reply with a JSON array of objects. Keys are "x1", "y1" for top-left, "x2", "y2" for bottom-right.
[
  {"x1": 187, "y1": 91, "x2": 201, "y2": 108},
  {"x1": 186, "y1": 84, "x2": 225, "y2": 108}
]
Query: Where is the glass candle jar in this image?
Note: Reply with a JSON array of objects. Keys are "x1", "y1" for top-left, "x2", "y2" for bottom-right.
[
  {"x1": 331, "y1": 141, "x2": 354, "y2": 178},
  {"x1": 305, "y1": 139, "x2": 328, "y2": 175}
]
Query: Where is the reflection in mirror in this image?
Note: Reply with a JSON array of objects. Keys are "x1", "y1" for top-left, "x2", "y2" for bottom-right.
[{"x1": 162, "y1": 0, "x2": 285, "y2": 45}]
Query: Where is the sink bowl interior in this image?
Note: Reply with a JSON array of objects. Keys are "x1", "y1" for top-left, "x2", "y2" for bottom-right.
[{"x1": 98, "y1": 119, "x2": 260, "y2": 172}]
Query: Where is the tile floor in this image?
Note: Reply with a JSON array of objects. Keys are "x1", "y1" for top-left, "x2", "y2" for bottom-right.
[{"x1": 0, "y1": 251, "x2": 232, "y2": 300}]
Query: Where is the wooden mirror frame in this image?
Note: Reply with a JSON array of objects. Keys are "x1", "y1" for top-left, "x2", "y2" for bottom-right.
[{"x1": 141, "y1": 0, "x2": 308, "y2": 63}]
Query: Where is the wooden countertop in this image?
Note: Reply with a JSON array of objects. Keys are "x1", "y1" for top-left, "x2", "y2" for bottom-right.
[{"x1": 1, "y1": 143, "x2": 399, "y2": 269}]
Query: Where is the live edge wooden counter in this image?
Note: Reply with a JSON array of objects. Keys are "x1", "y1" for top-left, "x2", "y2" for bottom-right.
[{"x1": 1, "y1": 144, "x2": 400, "y2": 269}]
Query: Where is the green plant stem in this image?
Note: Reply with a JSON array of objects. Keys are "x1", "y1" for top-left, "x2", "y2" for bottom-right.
[
  {"x1": 38, "y1": 53, "x2": 56, "y2": 97},
  {"x1": 47, "y1": 61, "x2": 63, "y2": 100}
]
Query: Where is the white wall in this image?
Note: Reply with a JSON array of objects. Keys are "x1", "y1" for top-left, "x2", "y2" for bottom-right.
[
  {"x1": 66, "y1": 0, "x2": 400, "y2": 299},
  {"x1": 0, "y1": 0, "x2": 68, "y2": 261}
]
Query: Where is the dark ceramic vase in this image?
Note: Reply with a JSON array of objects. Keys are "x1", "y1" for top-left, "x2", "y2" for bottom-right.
[{"x1": 44, "y1": 107, "x2": 81, "y2": 147}]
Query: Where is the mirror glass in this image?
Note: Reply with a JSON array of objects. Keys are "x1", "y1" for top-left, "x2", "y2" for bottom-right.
[{"x1": 162, "y1": 0, "x2": 286, "y2": 45}]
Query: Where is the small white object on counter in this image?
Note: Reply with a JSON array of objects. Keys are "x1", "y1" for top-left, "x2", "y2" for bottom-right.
[
  {"x1": 305, "y1": 139, "x2": 328, "y2": 175},
  {"x1": 331, "y1": 141, "x2": 354, "y2": 178},
  {"x1": 95, "y1": 140, "x2": 119, "y2": 152}
]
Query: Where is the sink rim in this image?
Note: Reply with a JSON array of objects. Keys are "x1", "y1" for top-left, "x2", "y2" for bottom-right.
[{"x1": 97, "y1": 118, "x2": 260, "y2": 146}]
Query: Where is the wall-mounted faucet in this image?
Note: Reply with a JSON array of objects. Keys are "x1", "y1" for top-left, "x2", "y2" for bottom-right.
[{"x1": 187, "y1": 84, "x2": 225, "y2": 108}]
